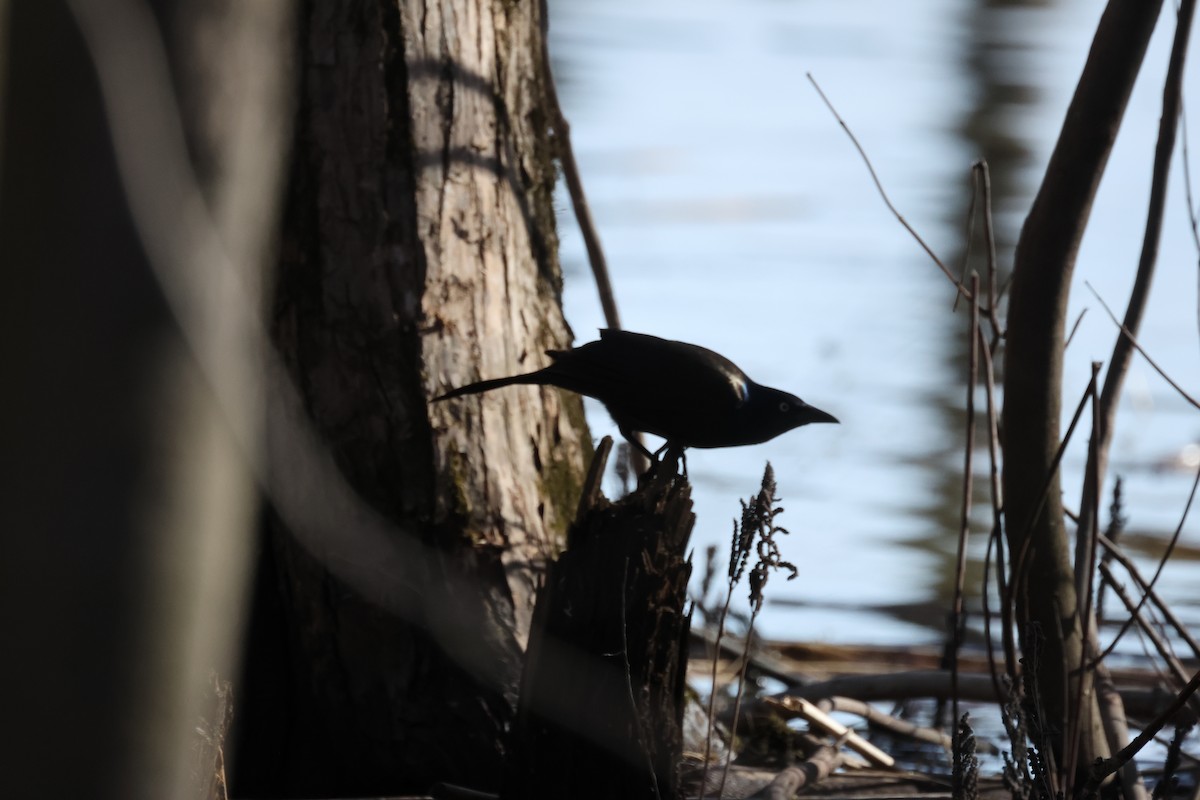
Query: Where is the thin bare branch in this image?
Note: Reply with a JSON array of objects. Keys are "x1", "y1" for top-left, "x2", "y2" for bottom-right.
[
  {"x1": 1086, "y1": 282, "x2": 1200, "y2": 410},
  {"x1": 1066, "y1": 362, "x2": 1103, "y2": 786},
  {"x1": 807, "y1": 73, "x2": 972, "y2": 304},
  {"x1": 1065, "y1": 307, "x2": 1088, "y2": 350},
  {"x1": 1086, "y1": 668, "x2": 1200, "y2": 794},
  {"x1": 1093, "y1": 460, "x2": 1200, "y2": 663},
  {"x1": 538, "y1": 0, "x2": 620, "y2": 331},
  {"x1": 1098, "y1": 563, "x2": 1199, "y2": 714},
  {"x1": 1097, "y1": 530, "x2": 1200, "y2": 660},
  {"x1": 1011, "y1": 371, "x2": 1099, "y2": 610},
  {"x1": 953, "y1": 171, "x2": 980, "y2": 312},
  {"x1": 976, "y1": 161, "x2": 1002, "y2": 339},
  {"x1": 951, "y1": 274, "x2": 980, "y2": 750}
]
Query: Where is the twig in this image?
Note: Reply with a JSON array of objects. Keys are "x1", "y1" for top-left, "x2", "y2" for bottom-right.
[
  {"x1": 976, "y1": 324, "x2": 1014, "y2": 682},
  {"x1": 951, "y1": 274, "x2": 980, "y2": 752},
  {"x1": 719, "y1": 620, "x2": 759, "y2": 797},
  {"x1": 1087, "y1": 621, "x2": 1150, "y2": 800},
  {"x1": 953, "y1": 172, "x2": 981, "y2": 312},
  {"x1": 976, "y1": 160, "x2": 1003, "y2": 345},
  {"x1": 1010, "y1": 371, "x2": 1099, "y2": 616},
  {"x1": 1064, "y1": 307, "x2": 1088, "y2": 350},
  {"x1": 1085, "y1": 669, "x2": 1200, "y2": 794},
  {"x1": 699, "y1": 552, "x2": 742, "y2": 799},
  {"x1": 1099, "y1": 563, "x2": 1199, "y2": 712},
  {"x1": 766, "y1": 697, "x2": 895, "y2": 768},
  {"x1": 1066, "y1": 363, "x2": 1104, "y2": 791},
  {"x1": 538, "y1": 0, "x2": 650, "y2": 474},
  {"x1": 1092, "y1": 462, "x2": 1200, "y2": 664},
  {"x1": 1183, "y1": 99, "x2": 1200, "y2": 259},
  {"x1": 1086, "y1": 282, "x2": 1200, "y2": 411},
  {"x1": 807, "y1": 73, "x2": 971, "y2": 304},
  {"x1": 1097, "y1": 530, "x2": 1200, "y2": 660},
  {"x1": 537, "y1": 0, "x2": 619, "y2": 332},
  {"x1": 1096, "y1": 477, "x2": 1127, "y2": 622}
]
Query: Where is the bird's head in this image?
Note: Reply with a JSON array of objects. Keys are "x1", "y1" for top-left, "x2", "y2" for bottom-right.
[{"x1": 743, "y1": 385, "x2": 839, "y2": 444}]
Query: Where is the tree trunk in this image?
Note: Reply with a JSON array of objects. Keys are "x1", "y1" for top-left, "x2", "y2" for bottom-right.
[
  {"x1": 233, "y1": 0, "x2": 591, "y2": 795},
  {"x1": 1001, "y1": 0, "x2": 1162, "y2": 782}
]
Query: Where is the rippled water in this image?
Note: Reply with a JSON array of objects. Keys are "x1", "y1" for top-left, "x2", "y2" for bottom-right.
[{"x1": 548, "y1": 0, "x2": 1200, "y2": 646}]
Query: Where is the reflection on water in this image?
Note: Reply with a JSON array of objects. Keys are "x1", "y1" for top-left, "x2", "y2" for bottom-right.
[{"x1": 549, "y1": 0, "x2": 1200, "y2": 645}]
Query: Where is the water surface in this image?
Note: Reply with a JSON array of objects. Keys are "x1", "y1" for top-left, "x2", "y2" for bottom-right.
[{"x1": 548, "y1": 0, "x2": 1200, "y2": 648}]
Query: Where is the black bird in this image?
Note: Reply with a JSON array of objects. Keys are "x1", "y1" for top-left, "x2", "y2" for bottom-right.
[{"x1": 435, "y1": 329, "x2": 838, "y2": 460}]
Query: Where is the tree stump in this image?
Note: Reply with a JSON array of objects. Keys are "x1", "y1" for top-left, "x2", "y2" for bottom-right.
[{"x1": 505, "y1": 441, "x2": 696, "y2": 800}]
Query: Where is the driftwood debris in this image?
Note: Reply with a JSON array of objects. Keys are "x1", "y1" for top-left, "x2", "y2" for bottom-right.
[{"x1": 504, "y1": 438, "x2": 696, "y2": 800}]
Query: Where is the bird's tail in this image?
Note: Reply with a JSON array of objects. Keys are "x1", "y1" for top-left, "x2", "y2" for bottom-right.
[{"x1": 433, "y1": 371, "x2": 548, "y2": 401}]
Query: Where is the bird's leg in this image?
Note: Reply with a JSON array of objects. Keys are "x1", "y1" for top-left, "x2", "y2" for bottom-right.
[
  {"x1": 620, "y1": 425, "x2": 655, "y2": 461},
  {"x1": 619, "y1": 424, "x2": 657, "y2": 481}
]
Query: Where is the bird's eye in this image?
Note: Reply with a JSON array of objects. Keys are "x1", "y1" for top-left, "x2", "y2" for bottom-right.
[{"x1": 779, "y1": 401, "x2": 791, "y2": 413}]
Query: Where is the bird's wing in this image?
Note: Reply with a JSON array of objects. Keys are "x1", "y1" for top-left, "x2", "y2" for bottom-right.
[{"x1": 550, "y1": 330, "x2": 750, "y2": 414}]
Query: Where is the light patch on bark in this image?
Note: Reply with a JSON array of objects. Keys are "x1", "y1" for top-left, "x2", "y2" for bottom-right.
[{"x1": 403, "y1": 0, "x2": 588, "y2": 644}]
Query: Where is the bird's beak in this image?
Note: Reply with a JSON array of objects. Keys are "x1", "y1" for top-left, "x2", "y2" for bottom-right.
[{"x1": 800, "y1": 403, "x2": 839, "y2": 425}]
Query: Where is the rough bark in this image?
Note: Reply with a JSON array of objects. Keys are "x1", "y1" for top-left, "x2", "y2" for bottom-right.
[
  {"x1": 1001, "y1": 0, "x2": 1162, "y2": 780},
  {"x1": 234, "y1": 0, "x2": 590, "y2": 795},
  {"x1": 504, "y1": 460, "x2": 695, "y2": 800}
]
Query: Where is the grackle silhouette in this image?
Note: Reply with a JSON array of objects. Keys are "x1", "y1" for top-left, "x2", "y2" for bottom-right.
[{"x1": 435, "y1": 329, "x2": 837, "y2": 461}]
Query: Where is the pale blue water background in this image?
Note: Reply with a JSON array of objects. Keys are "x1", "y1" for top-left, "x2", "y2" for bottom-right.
[{"x1": 548, "y1": 0, "x2": 1200, "y2": 648}]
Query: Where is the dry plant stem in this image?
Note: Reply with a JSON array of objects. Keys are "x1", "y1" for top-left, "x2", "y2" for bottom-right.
[
  {"x1": 718, "y1": 618, "x2": 761, "y2": 799},
  {"x1": 537, "y1": 0, "x2": 619, "y2": 332},
  {"x1": 953, "y1": 172, "x2": 981, "y2": 312},
  {"x1": 977, "y1": 161, "x2": 1002, "y2": 338},
  {"x1": 1066, "y1": 362, "x2": 1104, "y2": 788},
  {"x1": 538, "y1": 0, "x2": 651, "y2": 472},
  {"x1": 981, "y1": 531, "x2": 1005, "y2": 706},
  {"x1": 1089, "y1": 624, "x2": 1150, "y2": 800},
  {"x1": 1093, "y1": 462, "x2": 1200, "y2": 663},
  {"x1": 807, "y1": 73, "x2": 972, "y2": 305},
  {"x1": 1088, "y1": 283, "x2": 1200, "y2": 410},
  {"x1": 699, "y1": 587, "x2": 737, "y2": 800},
  {"x1": 1010, "y1": 372, "x2": 1097, "y2": 617},
  {"x1": 976, "y1": 327, "x2": 1014, "y2": 680},
  {"x1": 1185, "y1": 102, "x2": 1200, "y2": 255},
  {"x1": 1098, "y1": 562, "x2": 1199, "y2": 708},
  {"x1": 1097, "y1": 529, "x2": 1200, "y2": 659},
  {"x1": 952, "y1": 274, "x2": 980, "y2": 749},
  {"x1": 1065, "y1": 308, "x2": 1089, "y2": 350},
  {"x1": 1077, "y1": 0, "x2": 1196, "y2": 623},
  {"x1": 1086, "y1": 668, "x2": 1200, "y2": 794}
]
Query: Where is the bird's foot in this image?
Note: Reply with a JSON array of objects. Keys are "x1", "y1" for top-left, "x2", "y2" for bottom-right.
[{"x1": 647, "y1": 442, "x2": 688, "y2": 482}]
